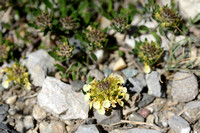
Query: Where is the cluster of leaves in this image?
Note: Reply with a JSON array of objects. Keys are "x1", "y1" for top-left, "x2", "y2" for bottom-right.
[
  {"x1": 1, "y1": 63, "x2": 31, "y2": 90},
  {"x1": 83, "y1": 73, "x2": 129, "y2": 115},
  {"x1": 134, "y1": 40, "x2": 164, "y2": 73}
]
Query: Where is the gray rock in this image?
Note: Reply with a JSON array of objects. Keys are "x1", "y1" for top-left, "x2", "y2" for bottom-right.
[
  {"x1": 183, "y1": 101, "x2": 200, "y2": 122},
  {"x1": 32, "y1": 105, "x2": 46, "y2": 121},
  {"x1": 15, "y1": 120, "x2": 23, "y2": 133},
  {"x1": 8, "y1": 106, "x2": 16, "y2": 116},
  {"x1": 136, "y1": 73, "x2": 146, "y2": 87},
  {"x1": 94, "y1": 49, "x2": 107, "y2": 63},
  {"x1": 168, "y1": 115, "x2": 190, "y2": 133},
  {"x1": 103, "y1": 68, "x2": 112, "y2": 78},
  {"x1": 128, "y1": 112, "x2": 144, "y2": 122},
  {"x1": 122, "y1": 68, "x2": 138, "y2": 78},
  {"x1": 24, "y1": 116, "x2": 34, "y2": 130},
  {"x1": 193, "y1": 120, "x2": 200, "y2": 133},
  {"x1": 171, "y1": 72, "x2": 198, "y2": 102},
  {"x1": 146, "y1": 71, "x2": 162, "y2": 97},
  {"x1": 71, "y1": 80, "x2": 85, "y2": 92},
  {"x1": 43, "y1": 121, "x2": 67, "y2": 133},
  {"x1": 37, "y1": 77, "x2": 89, "y2": 120},
  {"x1": 94, "y1": 110, "x2": 121, "y2": 125},
  {"x1": 178, "y1": 0, "x2": 200, "y2": 19},
  {"x1": 138, "y1": 93, "x2": 155, "y2": 108},
  {"x1": 87, "y1": 69, "x2": 104, "y2": 82},
  {"x1": 0, "y1": 104, "x2": 9, "y2": 123},
  {"x1": 23, "y1": 49, "x2": 56, "y2": 86},
  {"x1": 75, "y1": 125, "x2": 99, "y2": 133},
  {"x1": 127, "y1": 128, "x2": 161, "y2": 133},
  {"x1": 128, "y1": 78, "x2": 144, "y2": 93}
]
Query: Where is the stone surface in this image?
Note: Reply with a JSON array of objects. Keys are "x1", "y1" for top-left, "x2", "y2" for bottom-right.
[
  {"x1": 87, "y1": 69, "x2": 104, "y2": 82},
  {"x1": 71, "y1": 80, "x2": 85, "y2": 92},
  {"x1": 42, "y1": 121, "x2": 67, "y2": 133},
  {"x1": 0, "y1": 104, "x2": 9, "y2": 123},
  {"x1": 24, "y1": 116, "x2": 34, "y2": 130},
  {"x1": 128, "y1": 112, "x2": 144, "y2": 122},
  {"x1": 23, "y1": 49, "x2": 56, "y2": 86},
  {"x1": 75, "y1": 125, "x2": 99, "y2": 133},
  {"x1": 193, "y1": 120, "x2": 200, "y2": 133},
  {"x1": 146, "y1": 71, "x2": 162, "y2": 97},
  {"x1": 113, "y1": 57, "x2": 127, "y2": 71},
  {"x1": 138, "y1": 108, "x2": 150, "y2": 118},
  {"x1": 103, "y1": 68, "x2": 112, "y2": 78},
  {"x1": 168, "y1": 115, "x2": 190, "y2": 133},
  {"x1": 178, "y1": 0, "x2": 200, "y2": 19},
  {"x1": 37, "y1": 77, "x2": 89, "y2": 120},
  {"x1": 171, "y1": 72, "x2": 198, "y2": 102},
  {"x1": 39, "y1": 121, "x2": 48, "y2": 133},
  {"x1": 6, "y1": 95, "x2": 17, "y2": 105},
  {"x1": 94, "y1": 49, "x2": 106, "y2": 63},
  {"x1": 127, "y1": 128, "x2": 161, "y2": 133},
  {"x1": 94, "y1": 110, "x2": 121, "y2": 125},
  {"x1": 128, "y1": 78, "x2": 144, "y2": 93},
  {"x1": 15, "y1": 119, "x2": 23, "y2": 133},
  {"x1": 122, "y1": 68, "x2": 138, "y2": 78},
  {"x1": 138, "y1": 93, "x2": 155, "y2": 108},
  {"x1": 146, "y1": 114, "x2": 155, "y2": 124},
  {"x1": 183, "y1": 100, "x2": 200, "y2": 122},
  {"x1": 32, "y1": 105, "x2": 46, "y2": 121}
]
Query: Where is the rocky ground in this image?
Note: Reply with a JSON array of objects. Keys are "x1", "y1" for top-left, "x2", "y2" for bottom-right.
[{"x1": 0, "y1": 0, "x2": 200, "y2": 133}]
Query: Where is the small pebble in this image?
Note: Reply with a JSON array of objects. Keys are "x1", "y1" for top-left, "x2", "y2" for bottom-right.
[
  {"x1": 113, "y1": 57, "x2": 127, "y2": 71},
  {"x1": 6, "y1": 96, "x2": 17, "y2": 105}
]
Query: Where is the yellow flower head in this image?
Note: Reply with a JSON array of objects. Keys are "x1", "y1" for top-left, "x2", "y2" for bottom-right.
[{"x1": 83, "y1": 73, "x2": 129, "y2": 115}]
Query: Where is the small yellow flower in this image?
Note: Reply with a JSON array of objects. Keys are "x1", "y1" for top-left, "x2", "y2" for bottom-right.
[
  {"x1": 93, "y1": 101, "x2": 101, "y2": 109},
  {"x1": 84, "y1": 93, "x2": 91, "y2": 101},
  {"x1": 144, "y1": 63, "x2": 151, "y2": 74},
  {"x1": 83, "y1": 84, "x2": 91, "y2": 92},
  {"x1": 2, "y1": 80, "x2": 10, "y2": 88},
  {"x1": 119, "y1": 86, "x2": 127, "y2": 93},
  {"x1": 117, "y1": 99, "x2": 124, "y2": 107},
  {"x1": 98, "y1": 107, "x2": 105, "y2": 115},
  {"x1": 125, "y1": 93, "x2": 129, "y2": 101},
  {"x1": 114, "y1": 74, "x2": 124, "y2": 84},
  {"x1": 102, "y1": 99, "x2": 110, "y2": 108}
]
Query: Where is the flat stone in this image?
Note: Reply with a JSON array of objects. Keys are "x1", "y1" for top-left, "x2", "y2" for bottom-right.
[
  {"x1": 75, "y1": 125, "x2": 99, "y2": 133},
  {"x1": 94, "y1": 49, "x2": 106, "y2": 63},
  {"x1": 6, "y1": 95, "x2": 17, "y2": 105},
  {"x1": 168, "y1": 115, "x2": 190, "y2": 133},
  {"x1": 183, "y1": 100, "x2": 200, "y2": 122},
  {"x1": 87, "y1": 69, "x2": 104, "y2": 82},
  {"x1": 127, "y1": 128, "x2": 161, "y2": 133},
  {"x1": 0, "y1": 104, "x2": 9, "y2": 123},
  {"x1": 138, "y1": 93, "x2": 155, "y2": 108},
  {"x1": 94, "y1": 110, "x2": 121, "y2": 125},
  {"x1": 146, "y1": 71, "x2": 162, "y2": 97},
  {"x1": 122, "y1": 68, "x2": 138, "y2": 78},
  {"x1": 128, "y1": 78, "x2": 144, "y2": 93},
  {"x1": 71, "y1": 80, "x2": 85, "y2": 92},
  {"x1": 103, "y1": 68, "x2": 112, "y2": 78},
  {"x1": 39, "y1": 121, "x2": 48, "y2": 133},
  {"x1": 113, "y1": 57, "x2": 127, "y2": 71},
  {"x1": 24, "y1": 116, "x2": 34, "y2": 130},
  {"x1": 32, "y1": 105, "x2": 46, "y2": 121},
  {"x1": 128, "y1": 112, "x2": 144, "y2": 122},
  {"x1": 37, "y1": 77, "x2": 89, "y2": 120},
  {"x1": 23, "y1": 49, "x2": 56, "y2": 87},
  {"x1": 178, "y1": 0, "x2": 200, "y2": 19},
  {"x1": 171, "y1": 72, "x2": 198, "y2": 102},
  {"x1": 43, "y1": 121, "x2": 67, "y2": 133}
]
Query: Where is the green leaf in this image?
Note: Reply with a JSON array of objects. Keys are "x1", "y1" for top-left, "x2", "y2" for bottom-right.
[
  {"x1": 72, "y1": 71, "x2": 76, "y2": 81},
  {"x1": 48, "y1": 51, "x2": 59, "y2": 60},
  {"x1": 83, "y1": 12, "x2": 90, "y2": 24},
  {"x1": 91, "y1": 52, "x2": 97, "y2": 61},
  {"x1": 192, "y1": 13, "x2": 200, "y2": 23},
  {"x1": 88, "y1": 75, "x2": 93, "y2": 82},
  {"x1": 58, "y1": 0, "x2": 66, "y2": 17},
  {"x1": 0, "y1": 31, "x2": 2, "y2": 44},
  {"x1": 78, "y1": 1, "x2": 89, "y2": 13},
  {"x1": 138, "y1": 25, "x2": 149, "y2": 34},
  {"x1": 118, "y1": 50, "x2": 124, "y2": 57},
  {"x1": 42, "y1": 0, "x2": 53, "y2": 9},
  {"x1": 55, "y1": 64, "x2": 66, "y2": 73},
  {"x1": 152, "y1": 31, "x2": 161, "y2": 44}
]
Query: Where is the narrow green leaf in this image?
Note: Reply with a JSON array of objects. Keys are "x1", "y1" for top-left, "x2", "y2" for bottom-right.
[
  {"x1": 42, "y1": 0, "x2": 53, "y2": 9},
  {"x1": 72, "y1": 71, "x2": 76, "y2": 81},
  {"x1": 152, "y1": 31, "x2": 161, "y2": 44},
  {"x1": 55, "y1": 64, "x2": 66, "y2": 73},
  {"x1": 91, "y1": 52, "x2": 97, "y2": 61},
  {"x1": 192, "y1": 13, "x2": 200, "y2": 23}
]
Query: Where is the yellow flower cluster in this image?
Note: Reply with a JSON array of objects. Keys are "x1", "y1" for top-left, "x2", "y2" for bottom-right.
[
  {"x1": 83, "y1": 73, "x2": 129, "y2": 115},
  {"x1": 155, "y1": 5, "x2": 180, "y2": 28},
  {"x1": 1, "y1": 63, "x2": 31, "y2": 90}
]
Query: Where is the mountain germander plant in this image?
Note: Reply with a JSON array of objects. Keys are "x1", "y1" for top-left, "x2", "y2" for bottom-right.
[
  {"x1": 1, "y1": 62, "x2": 31, "y2": 90},
  {"x1": 83, "y1": 73, "x2": 129, "y2": 115}
]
